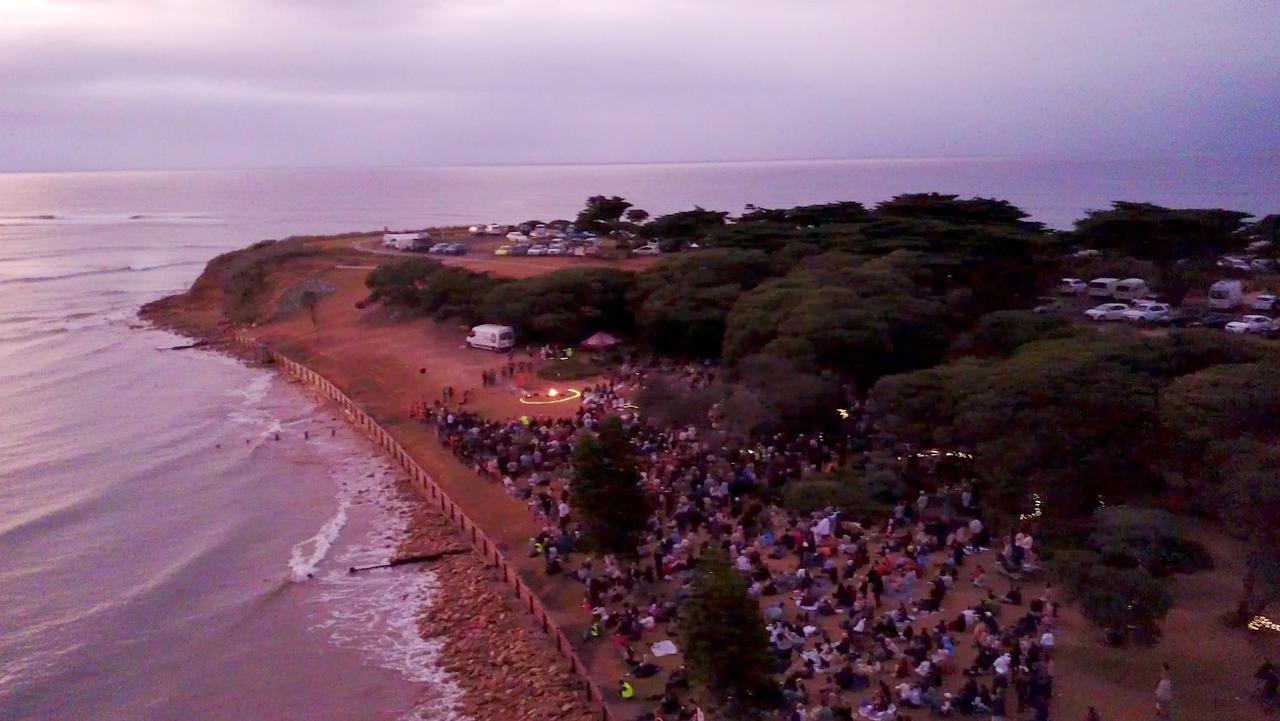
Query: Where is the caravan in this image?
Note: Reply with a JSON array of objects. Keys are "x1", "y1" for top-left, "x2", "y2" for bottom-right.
[
  {"x1": 1088, "y1": 278, "x2": 1119, "y2": 298},
  {"x1": 1208, "y1": 280, "x2": 1244, "y2": 310},
  {"x1": 383, "y1": 232, "x2": 429, "y2": 251},
  {"x1": 1113, "y1": 278, "x2": 1149, "y2": 301}
]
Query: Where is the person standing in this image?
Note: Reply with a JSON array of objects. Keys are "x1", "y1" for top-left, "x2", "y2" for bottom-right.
[{"x1": 1154, "y1": 663, "x2": 1173, "y2": 720}]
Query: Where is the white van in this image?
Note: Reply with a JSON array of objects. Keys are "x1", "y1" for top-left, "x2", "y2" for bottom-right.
[
  {"x1": 1088, "y1": 278, "x2": 1119, "y2": 298},
  {"x1": 1208, "y1": 280, "x2": 1244, "y2": 310},
  {"x1": 466, "y1": 324, "x2": 515, "y2": 352},
  {"x1": 1113, "y1": 278, "x2": 1149, "y2": 301}
]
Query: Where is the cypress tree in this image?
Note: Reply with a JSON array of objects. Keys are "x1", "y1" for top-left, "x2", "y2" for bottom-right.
[
  {"x1": 679, "y1": 548, "x2": 776, "y2": 710},
  {"x1": 570, "y1": 416, "x2": 651, "y2": 557}
]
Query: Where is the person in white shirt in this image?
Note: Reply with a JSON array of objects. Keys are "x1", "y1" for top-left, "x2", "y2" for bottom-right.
[{"x1": 1039, "y1": 630, "x2": 1055, "y2": 651}]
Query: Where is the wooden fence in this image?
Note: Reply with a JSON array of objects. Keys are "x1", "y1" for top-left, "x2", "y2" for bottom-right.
[{"x1": 232, "y1": 331, "x2": 614, "y2": 720}]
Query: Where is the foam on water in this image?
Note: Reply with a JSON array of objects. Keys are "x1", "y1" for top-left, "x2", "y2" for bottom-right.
[
  {"x1": 288, "y1": 501, "x2": 349, "y2": 583},
  {"x1": 311, "y1": 455, "x2": 465, "y2": 721}
]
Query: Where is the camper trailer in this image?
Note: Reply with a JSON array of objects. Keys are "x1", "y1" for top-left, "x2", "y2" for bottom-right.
[
  {"x1": 382, "y1": 232, "x2": 428, "y2": 251},
  {"x1": 1208, "y1": 280, "x2": 1244, "y2": 310},
  {"x1": 1088, "y1": 278, "x2": 1120, "y2": 298},
  {"x1": 1113, "y1": 278, "x2": 1149, "y2": 301},
  {"x1": 466, "y1": 324, "x2": 515, "y2": 352}
]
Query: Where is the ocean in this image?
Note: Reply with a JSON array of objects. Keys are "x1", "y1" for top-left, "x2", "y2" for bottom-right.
[{"x1": 0, "y1": 157, "x2": 1276, "y2": 721}]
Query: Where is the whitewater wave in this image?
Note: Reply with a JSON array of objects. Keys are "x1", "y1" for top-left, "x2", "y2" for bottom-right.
[
  {"x1": 288, "y1": 502, "x2": 350, "y2": 582},
  {"x1": 311, "y1": 457, "x2": 465, "y2": 721},
  {"x1": 0, "y1": 213, "x2": 221, "y2": 227},
  {"x1": 0, "y1": 261, "x2": 206, "y2": 285}
]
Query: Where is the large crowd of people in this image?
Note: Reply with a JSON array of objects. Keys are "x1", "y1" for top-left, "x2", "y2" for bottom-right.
[{"x1": 411, "y1": 357, "x2": 1059, "y2": 721}]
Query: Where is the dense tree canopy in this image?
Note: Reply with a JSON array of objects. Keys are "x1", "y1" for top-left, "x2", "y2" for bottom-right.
[
  {"x1": 575, "y1": 195, "x2": 633, "y2": 235},
  {"x1": 679, "y1": 548, "x2": 776, "y2": 708},
  {"x1": 631, "y1": 249, "x2": 774, "y2": 356},
  {"x1": 949, "y1": 310, "x2": 1079, "y2": 358},
  {"x1": 569, "y1": 417, "x2": 652, "y2": 557},
  {"x1": 1072, "y1": 202, "x2": 1252, "y2": 264},
  {"x1": 482, "y1": 267, "x2": 635, "y2": 343},
  {"x1": 639, "y1": 207, "x2": 728, "y2": 247},
  {"x1": 738, "y1": 200, "x2": 871, "y2": 227},
  {"x1": 723, "y1": 253, "x2": 954, "y2": 386}
]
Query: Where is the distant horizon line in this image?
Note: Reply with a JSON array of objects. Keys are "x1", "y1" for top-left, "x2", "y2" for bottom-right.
[{"x1": 2, "y1": 151, "x2": 1276, "y2": 177}]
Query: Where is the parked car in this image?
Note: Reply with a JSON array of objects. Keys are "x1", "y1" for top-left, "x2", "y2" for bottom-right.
[
  {"x1": 509, "y1": 243, "x2": 530, "y2": 256},
  {"x1": 506, "y1": 231, "x2": 529, "y2": 243},
  {"x1": 544, "y1": 245, "x2": 564, "y2": 256},
  {"x1": 1225, "y1": 315, "x2": 1276, "y2": 334},
  {"x1": 1071, "y1": 249, "x2": 1101, "y2": 258},
  {"x1": 1033, "y1": 297, "x2": 1061, "y2": 313},
  {"x1": 527, "y1": 244, "x2": 548, "y2": 256},
  {"x1": 1218, "y1": 257, "x2": 1252, "y2": 272},
  {"x1": 1085, "y1": 303, "x2": 1130, "y2": 321},
  {"x1": 447, "y1": 243, "x2": 468, "y2": 255},
  {"x1": 494, "y1": 245, "x2": 511, "y2": 256},
  {"x1": 1251, "y1": 294, "x2": 1277, "y2": 312},
  {"x1": 428, "y1": 242, "x2": 451, "y2": 254},
  {"x1": 1122, "y1": 303, "x2": 1171, "y2": 322},
  {"x1": 1250, "y1": 259, "x2": 1276, "y2": 272},
  {"x1": 633, "y1": 242, "x2": 662, "y2": 256},
  {"x1": 1200, "y1": 312, "x2": 1237, "y2": 329},
  {"x1": 1154, "y1": 309, "x2": 1202, "y2": 327},
  {"x1": 1058, "y1": 278, "x2": 1088, "y2": 295}
]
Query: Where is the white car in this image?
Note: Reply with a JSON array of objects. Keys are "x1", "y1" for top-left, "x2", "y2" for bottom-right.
[
  {"x1": 1085, "y1": 303, "x2": 1130, "y2": 321},
  {"x1": 506, "y1": 232, "x2": 529, "y2": 243},
  {"x1": 526, "y1": 244, "x2": 547, "y2": 256},
  {"x1": 632, "y1": 243, "x2": 662, "y2": 256},
  {"x1": 1122, "y1": 303, "x2": 1171, "y2": 322},
  {"x1": 1058, "y1": 278, "x2": 1087, "y2": 295},
  {"x1": 1225, "y1": 315, "x2": 1276, "y2": 334},
  {"x1": 1252, "y1": 294, "x2": 1277, "y2": 312}
]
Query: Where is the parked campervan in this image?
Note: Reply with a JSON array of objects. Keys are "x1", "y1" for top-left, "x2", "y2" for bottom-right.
[
  {"x1": 466, "y1": 324, "x2": 515, "y2": 352},
  {"x1": 1208, "y1": 280, "x2": 1244, "y2": 310},
  {"x1": 1113, "y1": 278, "x2": 1149, "y2": 301},
  {"x1": 1088, "y1": 278, "x2": 1119, "y2": 298}
]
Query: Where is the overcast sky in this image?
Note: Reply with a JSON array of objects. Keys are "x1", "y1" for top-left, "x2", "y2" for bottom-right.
[{"x1": 2, "y1": 0, "x2": 1278, "y2": 171}]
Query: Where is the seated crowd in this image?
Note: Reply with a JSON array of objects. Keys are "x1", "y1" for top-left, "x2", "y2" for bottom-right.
[{"x1": 410, "y1": 359, "x2": 1058, "y2": 721}]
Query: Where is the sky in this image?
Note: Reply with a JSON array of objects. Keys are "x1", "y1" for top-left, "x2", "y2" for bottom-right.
[{"x1": 1, "y1": 0, "x2": 1278, "y2": 171}]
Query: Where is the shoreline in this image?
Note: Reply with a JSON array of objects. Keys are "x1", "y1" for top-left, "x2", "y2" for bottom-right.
[{"x1": 138, "y1": 291, "x2": 608, "y2": 721}]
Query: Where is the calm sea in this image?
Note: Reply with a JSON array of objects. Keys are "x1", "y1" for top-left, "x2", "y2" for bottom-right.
[{"x1": 0, "y1": 157, "x2": 1276, "y2": 721}]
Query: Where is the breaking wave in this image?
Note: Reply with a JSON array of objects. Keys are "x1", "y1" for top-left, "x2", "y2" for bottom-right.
[
  {"x1": 0, "y1": 261, "x2": 205, "y2": 285},
  {"x1": 288, "y1": 503, "x2": 350, "y2": 583}
]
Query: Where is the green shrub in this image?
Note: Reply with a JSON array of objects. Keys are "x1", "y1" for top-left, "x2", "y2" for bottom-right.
[
  {"x1": 1090, "y1": 506, "x2": 1214, "y2": 577},
  {"x1": 536, "y1": 355, "x2": 603, "y2": 381},
  {"x1": 780, "y1": 469, "x2": 892, "y2": 519},
  {"x1": 1077, "y1": 566, "x2": 1172, "y2": 638}
]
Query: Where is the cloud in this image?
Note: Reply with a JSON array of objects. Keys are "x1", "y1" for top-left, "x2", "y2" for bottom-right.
[{"x1": 0, "y1": 0, "x2": 1277, "y2": 170}]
